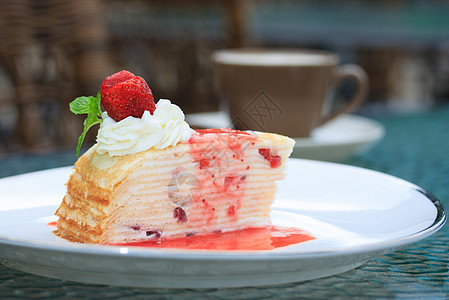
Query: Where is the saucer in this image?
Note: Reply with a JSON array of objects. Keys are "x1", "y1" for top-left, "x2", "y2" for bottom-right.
[{"x1": 186, "y1": 112, "x2": 385, "y2": 162}]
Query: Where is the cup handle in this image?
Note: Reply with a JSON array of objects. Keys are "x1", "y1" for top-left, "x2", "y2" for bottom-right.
[{"x1": 319, "y1": 64, "x2": 368, "y2": 125}]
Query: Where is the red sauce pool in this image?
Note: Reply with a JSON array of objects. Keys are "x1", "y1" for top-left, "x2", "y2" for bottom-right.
[
  {"x1": 48, "y1": 221, "x2": 315, "y2": 251},
  {"x1": 47, "y1": 221, "x2": 58, "y2": 228},
  {"x1": 112, "y1": 226, "x2": 315, "y2": 251}
]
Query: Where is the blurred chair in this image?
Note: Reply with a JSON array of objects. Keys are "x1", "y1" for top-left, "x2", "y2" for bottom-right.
[
  {"x1": 0, "y1": 0, "x2": 251, "y2": 153},
  {"x1": 0, "y1": 0, "x2": 113, "y2": 153},
  {"x1": 105, "y1": 0, "x2": 251, "y2": 114}
]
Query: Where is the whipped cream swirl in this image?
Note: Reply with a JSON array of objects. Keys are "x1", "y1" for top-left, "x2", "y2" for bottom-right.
[{"x1": 96, "y1": 99, "x2": 193, "y2": 156}]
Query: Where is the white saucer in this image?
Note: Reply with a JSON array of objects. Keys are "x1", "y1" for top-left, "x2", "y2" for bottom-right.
[{"x1": 186, "y1": 112, "x2": 385, "y2": 162}]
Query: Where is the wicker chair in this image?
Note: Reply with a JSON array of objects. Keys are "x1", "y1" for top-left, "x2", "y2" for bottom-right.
[
  {"x1": 0, "y1": 0, "x2": 249, "y2": 153},
  {"x1": 0, "y1": 0, "x2": 113, "y2": 153}
]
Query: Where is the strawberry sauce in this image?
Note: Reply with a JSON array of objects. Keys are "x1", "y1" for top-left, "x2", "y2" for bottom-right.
[
  {"x1": 195, "y1": 128, "x2": 253, "y2": 136},
  {"x1": 47, "y1": 221, "x2": 58, "y2": 228},
  {"x1": 113, "y1": 226, "x2": 315, "y2": 251},
  {"x1": 187, "y1": 129, "x2": 257, "y2": 226},
  {"x1": 48, "y1": 221, "x2": 314, "y2": 250}
]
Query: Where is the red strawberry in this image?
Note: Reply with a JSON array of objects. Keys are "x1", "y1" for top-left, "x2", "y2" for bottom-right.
[
  {"x1": 100, "y1": 71, "x2": 156, "y2": 122},
  {"x1": 100, "y1": 70, "x2": 135, "y2": 92}
]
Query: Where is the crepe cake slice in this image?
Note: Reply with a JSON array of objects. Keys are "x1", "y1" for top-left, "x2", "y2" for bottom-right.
[{"x1": 55, "y1": 129, "x2": 294, "y2": 244}]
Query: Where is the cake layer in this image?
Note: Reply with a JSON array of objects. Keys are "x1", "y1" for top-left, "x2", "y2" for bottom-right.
[{"x1": 55, "y1": 130, "x2": 295, "y2": 244}]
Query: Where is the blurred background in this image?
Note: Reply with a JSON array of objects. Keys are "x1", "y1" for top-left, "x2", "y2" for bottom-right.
[{"x1": 0, "y1": 0, "x2": 449, "y2": 155}]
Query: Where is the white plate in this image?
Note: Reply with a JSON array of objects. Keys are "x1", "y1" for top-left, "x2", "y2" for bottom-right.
[
  {"x1": 0, "y1": 159, "x2": 445, "y2": 288},
  {"x1": 186, "y1": 112, "x2": 385, "y2": 161}
]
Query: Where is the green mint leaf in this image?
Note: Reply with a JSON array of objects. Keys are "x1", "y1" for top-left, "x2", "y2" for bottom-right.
[
  {"x1": 75, "y1": 116, "x2": 102, "y2": 156},
  {"x1": 70, "y1": 92, "x2": 103, "y2": 156},
  {"x1": 70, "y1": 96, "x2": 96, "y2": 115},
  {"x1": 92, "y1": 91, "x2": 102, "y2": 115}
]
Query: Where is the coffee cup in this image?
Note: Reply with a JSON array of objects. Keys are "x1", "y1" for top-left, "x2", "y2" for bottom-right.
[{"x1": 212, "y1": 48, "x2": 368, "y2": 137}]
